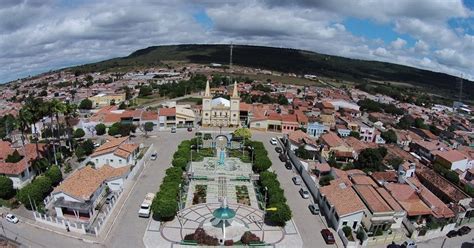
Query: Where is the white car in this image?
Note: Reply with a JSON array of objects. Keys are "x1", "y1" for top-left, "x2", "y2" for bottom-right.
[
  {"x1": 299, "y1": 188, "x2": 310, "y2": 199},
  {"x1": 270, "y1": 138, "x2": 278, "y2": 145},
  {"x1": 150, "y1": 152, "x2": 157, "y2": 160},
  {"x1": 5, "y1": 214, "x2": 19, "y2": 224}
]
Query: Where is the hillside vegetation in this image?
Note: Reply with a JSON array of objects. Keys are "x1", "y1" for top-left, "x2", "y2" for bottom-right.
[{"x1": 71, "y1": 44, "x2": 473, "y2": 99}]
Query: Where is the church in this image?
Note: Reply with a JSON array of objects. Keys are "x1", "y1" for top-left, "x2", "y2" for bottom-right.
[{"x1": 201, "y1": 80, "x2": 240, "y2": 127}]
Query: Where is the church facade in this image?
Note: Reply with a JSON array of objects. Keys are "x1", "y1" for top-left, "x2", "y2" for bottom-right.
[{"x1": 201, "y1": 81, "x2": 240, "y2": 127}]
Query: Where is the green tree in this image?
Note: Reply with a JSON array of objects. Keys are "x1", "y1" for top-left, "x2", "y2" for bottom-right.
[
  {"x1": 277, "y1": 94, "x2": 289, "y2": 105},
  {"x1": 5, "y1": 150, "x2": 23, "y2": 163},
  {"x1": 295, "y1": 146, "x2": 312, "y2": 160},
  {"x1": 319, "y1": 175, "x2": 334, "y2": 186},
  {"x1": 172, "y1": 157, "x2": 188, "y2": 169},
  {"x1": 45, "y1": 165, "x2": 62, "y2": 186},
  {"x1": 233, "y1": 128, "x2": 252, "y2": 140},
  {"x1": 414, "y1": 118, "x2": 428, "y2": 129},
  {"x1": 144, "y1": 122, "x2": 154, "y2": 136},
  {"x1": 118, "y1": 101, "x2": 127, "y2": 110},
  {"x1": 138, "y1": 85, "x2": 153, "y2": 97},
  {"x1": 397, "y1": 115, "x2": 414, "y2": 129},
  {"x1": 356, "y1": 147, "x2": 387, "y2": 171},
  {"x1": 381, "y1": 129, "x2": 397, "y2": 144},
  {"x1": 0, "y1": 176, "x2": 15, "y2": 199},
  {"x1": 78, "y1": 98, "x2": 93, "y2": 109},
  {"x1": 75, "y1": 146, "x2": 86, "y2": 159},
  {"x1": 95, "y1": 123, "x2": 106, "y2": 135},
  {"x1": 73, "y1": 128, "x2": 85, "y2": 138},
  {"x1": 108, "y1": 124, "x2": 120, "y2": 136},
  {"x1": 32, "y1": 158, "x2": 49, "y2": 173},
  {"x1": 266, "y1": 202, "x2": 292, "y2": 226},
  {"x1": 81, "y1": 139, "x2": 95, "y2": 155},
  {"x1": 253, "y1": 155, "x2": 272, "y2": 172},
  {"x1": 349, "y1": 131, "x2": 361, "y2": 139},
  {"x1": 445, "y1": 171, "x2": 460, "y2": 185}
]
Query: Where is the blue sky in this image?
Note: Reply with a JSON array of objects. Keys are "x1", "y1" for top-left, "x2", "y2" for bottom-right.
[{"x1": 0, "y1": 0, "x2": 472, "y2": 83}]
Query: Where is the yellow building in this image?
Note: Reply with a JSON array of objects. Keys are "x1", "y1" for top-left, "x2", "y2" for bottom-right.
[
  {"x1": 201, "y1": 81, "x2": 240, "y2": 127},
  {"x1": 89, "y1": 93, "x2": 126, "y2": 108}
]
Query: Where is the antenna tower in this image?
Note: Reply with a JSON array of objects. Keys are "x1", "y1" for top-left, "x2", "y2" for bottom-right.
[{"x1": 229, "y1": 43, "x2": 233, "y2": 70}]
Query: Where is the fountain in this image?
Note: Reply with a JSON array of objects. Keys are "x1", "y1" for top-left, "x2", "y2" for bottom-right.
[{"x1": 202, "y1": 197, "x2": 249, "y2": 244}]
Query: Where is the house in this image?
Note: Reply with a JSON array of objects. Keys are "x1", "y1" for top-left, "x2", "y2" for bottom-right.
[
  {"x1": 319, "y1": 179, "x2": 367, "y2": 231},
  {"x1": 287, "y1": 130, "x2": 319, "y2": 160},
  {"x1": 336, "y1": 124, "x2": 351, "y2": 137},
  {"x1": 281, "y1": 114, "x2": 299, "y2": 134},
  {"x1": 51, "y1": 165, "x2": 129, "y2": 221},
  {"x1": 307, "y1": 122, "x2": 326, "y2": 138},
  {"x1": 320, "y1": 132, "x2": 354, "y2": 162},
  {"x1": 158, "y1": 108, "x2": 177, "y2": 128},
  {"x1": 90, "y1": 136, "x2": 139, "y2": 168},
  {"x1": 409, "y1": 140, "x2": 449, "y2": 163},
  {"x1": 88, "y1": 93, "x2": 126, "y2": 108},
  {"x1": 0, "y1": 141, "x2": 46, "y2": 188},
  {"x1": 358, "y1": 122, "x2": 375, "y2": 143},
  {"x1": 176, "y1": 105, "x2": 196, "y2": 127},
  {"x1": 433, "y1": 150, "x2": 469, "y2": 171}
]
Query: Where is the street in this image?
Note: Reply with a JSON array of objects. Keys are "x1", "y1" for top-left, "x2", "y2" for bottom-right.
[
  {"x1": 103, "y1": 130, "x2": 191, "y2": 248},
  {"x1": 252, "y1": 131, "x2": 342, "y2": 248},
  {"x1": 1, "y1": 220, "x2": 103, "y2": 248}
]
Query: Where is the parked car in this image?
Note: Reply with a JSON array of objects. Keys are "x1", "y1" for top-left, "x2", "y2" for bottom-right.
[
  {"x1": 105, "y1": 194, "x2": 115, "y2": 204},
  {"x1": 308, "y1": 204, "x2": 320, "y2": 215},
  {"x1": 299, "y1": 188, "x2": 310, "y2": 199},
  {"x1": 292, "y1": 176, "x2": 302, "y2": 185},
  {"x1": 187, "y1": 127, "x2": 192, "y2": 132},
  {"x1": 150, "y1": 152, "x2": 157, "y2": 160},
  {"x1": 279, "y1": 153, "x2": 287, "y2": 162},
  {"x1": 285, "y1": 161, "x2": 292, "y2": 170},
  {"x1": 171, "y1": 127, "x2": 176, "y2": 133},
  {"x1": 270, "y1": 138, "x2": 278, "y2": 145},
  {"x1": 446, "y1": 230, "x2": 458, "y2": 238},
  {"x1": 5, "y1": 214, "x2": 19, "y2": 224},
  {"x1": 275, "y1": 147, "x2": 282, "y2": 153},
  {"x1": 401, "y1": 240, "x2": 417, "y2": 248},
  {"x1": 321, "y1": 229, "x2": 335, "y2": 244},
  {"x1": 458, "y1": 226, "x2": 471, "y2": 236}
]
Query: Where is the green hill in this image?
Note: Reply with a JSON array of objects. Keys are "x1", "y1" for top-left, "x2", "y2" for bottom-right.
[{"x1": 71, "y1": 44, "x2": 472, "y2": 99}]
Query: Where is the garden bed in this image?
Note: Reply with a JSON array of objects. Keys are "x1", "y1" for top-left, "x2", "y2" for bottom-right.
[
  {"x1": 236, "y1": 185, "x2": 250, "y2": 205},
  {"x1": 192, "y1": 185, "x2": 207, "y2": 204}
]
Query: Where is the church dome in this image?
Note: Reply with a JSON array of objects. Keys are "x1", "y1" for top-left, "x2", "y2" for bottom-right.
[{"x1": 211, "y1": 97, "x2": 231, "y2": 107}]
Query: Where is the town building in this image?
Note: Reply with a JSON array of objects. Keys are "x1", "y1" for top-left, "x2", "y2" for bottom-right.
[
  {"x1": 202, "y1": 81, "x2": 240, "y2": 127},
  {"x1": 88, "y1": 93, "x2": 126, "y2": 108},
  {"x1": 90, "y1": 136, "x2": 139, "y2": 168}
]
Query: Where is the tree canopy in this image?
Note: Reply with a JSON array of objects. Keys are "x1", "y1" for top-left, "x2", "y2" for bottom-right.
[{"x1": 78, "y1": 98, "x2": 93, "y2": 109}]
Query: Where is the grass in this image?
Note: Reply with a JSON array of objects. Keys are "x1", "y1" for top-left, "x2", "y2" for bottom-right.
[
  {"x1": 133, "y1": 94, "x2": 165, "y2": 107},
  {"x1": 177, "y1": 97, "x2": 202, "y2": 105}
]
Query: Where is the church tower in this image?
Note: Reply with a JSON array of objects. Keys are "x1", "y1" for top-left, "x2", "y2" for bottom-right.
[
  {"x1": 230, "y1": 81, "x2": 240, "y2": 127},
  {"x1": 202, "y1": 80, "x2": 212, "y2": 126}
]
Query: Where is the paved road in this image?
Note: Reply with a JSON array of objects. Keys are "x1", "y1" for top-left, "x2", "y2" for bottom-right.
[
  {"x1": 103, "y1": 131, "x2": 192, "y2": 248},
  {"x1": 1, "y1": 219, "x2": 103, "y2": 248},
  {"x1": 417, "y1": 225, "x2": 474, "y2": 248},
  {"x1": 252, "y1": 131, "x2": 340, "y2": 248}
]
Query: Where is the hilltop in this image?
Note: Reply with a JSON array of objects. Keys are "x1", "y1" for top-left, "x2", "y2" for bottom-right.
[{"x1": 71, "y1": 44, "x2": 472, "y2": 99}]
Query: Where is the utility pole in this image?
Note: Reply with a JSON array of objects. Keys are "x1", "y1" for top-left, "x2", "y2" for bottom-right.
[
  {"x1": 458, "y1": 74, "x2": 463, "y2": 102},
  {"x1": 229, "y1": 43, "x2": 233, "y2": 70}
]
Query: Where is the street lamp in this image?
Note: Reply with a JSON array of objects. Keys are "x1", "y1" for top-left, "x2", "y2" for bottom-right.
[
  {"x1": 263, "y1": 186, "x2": 268, "y2": 214},
  {"x1": 178, "y1": 183, "x2": 182, "y2": 211}
]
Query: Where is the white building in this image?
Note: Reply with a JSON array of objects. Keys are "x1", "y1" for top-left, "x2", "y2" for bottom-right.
[
  {"x1": 90, "y1": 136, "x2": 139, "y2": 168},
  {"x1": 0, "y1": 142, "x2": 44, "y2": 189},
  {"x1": 319, "y1": 179, "x2": 367, "y2": 231},
  {"x1": 202, "y1": 81, "x2": 240, "y2": 127}
]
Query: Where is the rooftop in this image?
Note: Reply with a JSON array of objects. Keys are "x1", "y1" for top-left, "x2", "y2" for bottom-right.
[{"x1": 320, "y1": 179, "x2": 367, "y2": 216}]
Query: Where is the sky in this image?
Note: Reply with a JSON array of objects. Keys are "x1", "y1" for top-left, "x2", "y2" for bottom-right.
[{"x1": 0, "y1": 0, "x2": 473, "y2": 83}]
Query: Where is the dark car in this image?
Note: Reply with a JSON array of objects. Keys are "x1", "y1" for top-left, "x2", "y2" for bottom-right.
[
  {"x1": 275, "y1": 147, "x2": 283, "y2": 153},
  {"x1": 446, "y1": 230, "x2": 458, "y2": 238},
  {"x1": 285, "y1": 162, "x2": 292, "y2": 170},
  {"x1": 279, "y1": 153, "x2": 287, "y2": 162},
  {"x1": 458, "y1": 226, "x2": 471, "y2": 236},
  {"x1": 321, "y1": 229, "x2": 335, "y2": 244},
  {"x1": 187, "y1": 127, "x2": 192, "y2": 132}
]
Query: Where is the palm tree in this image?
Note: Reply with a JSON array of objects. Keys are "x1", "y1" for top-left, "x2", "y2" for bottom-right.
[
  {"x1": 18, "y1": 108, "x2": 32, "y2": 147},
  {"x1": 63, "y1": 102, "x2": 78, "y2": 152}
]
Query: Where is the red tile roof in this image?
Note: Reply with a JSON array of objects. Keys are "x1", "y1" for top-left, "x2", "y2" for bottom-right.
[{"x1": 158, "y1": 108, "x2": 176, "y2": 116}]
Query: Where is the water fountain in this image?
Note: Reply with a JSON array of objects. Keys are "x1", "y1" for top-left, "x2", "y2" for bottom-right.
[{"x1": 202, "y1": 197, "x2": 249, "y2": 244}]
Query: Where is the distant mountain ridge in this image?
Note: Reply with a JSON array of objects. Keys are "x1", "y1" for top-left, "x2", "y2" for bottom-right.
[{"x1": 72, "y1": 44, "x2": 472, "y2": 99}]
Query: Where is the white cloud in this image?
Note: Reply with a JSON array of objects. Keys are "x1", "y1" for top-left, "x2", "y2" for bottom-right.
[
  {"x1": 0, "y1": 0, "x2": 472, "y2": 83},
  {"x1": 390, "y1": 38, "x2": 407, "y2": 49}
]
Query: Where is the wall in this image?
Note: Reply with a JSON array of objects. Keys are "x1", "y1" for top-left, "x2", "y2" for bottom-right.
[
  {"x1": 92, "y1": 152, "x2": 131, "y2": 168},
  {"x1": 52, "y1": 192, "x2": 82, "y2": 203},
  {"x1": 33, "y1": 212, "x2": 87, "y2": 234}
]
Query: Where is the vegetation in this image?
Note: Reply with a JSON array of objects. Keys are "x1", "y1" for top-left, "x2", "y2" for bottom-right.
[
  {"x1": 259, "y1": 171, "x2": 292, "y2": 226},
  {"x1": 183, "y1": 228, "x2": 219, "y2": 246},
  {"x1": 17, "y1": 176, "x2": 53, "y2": 210},
  {"x1": 78, "y1": 98, "x2": 93, "y2": 109},
  {"x1": 349, "y1": 131, "x2": 360, "y2": 139},
  {"x1": 144, "y1": 122, "x2": 154, "y2": 135},
  {"x1": 71, "y1": 45, "x2": 473, "y2": 100},
  {"x1": 357, "y1": 99, "x2": 404, "y2": 115},
  {"x1": 0, "y1": 176, "x2": 15, "y2": 199},
  {"x1": 45, "y1": 165, "x2": 62, "y2": 186},
  {"x1": 342, "y1": 226, "x2": 354, "y2": 241},
  {"x1": 5, "y1": 150, "x2": 23, "y2": 163},
  {"x1": 295, "y1": 146, "x2": 313, "y2": 160},
  {"x1": 319, "y1": 175, "x2": 334, "y2": 186},
  {"x1": 95, "y1": 123, "x2": 106, "y2": 135},
  {"x1": 233, "y1": 128, "x2": 252, "y2": 140},
  {"x1": 381, "y1": 129, "x2": 397, "y2": 144},
  {"x1": 73, "y1": 128, "x2": 85, "y2": 139},
  {"x1": 108, "y1": 122, "x2": 136, "y2": 136},
  {"x1": 356, "y1": 147, "x2": 388, "y2": 171}
]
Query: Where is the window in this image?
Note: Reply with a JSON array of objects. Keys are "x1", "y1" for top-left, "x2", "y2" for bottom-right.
[
  {"x1": 342, "y1": 221, "x2": 347, "y2": 226},
  {"x1": 352, "y1": 221, "x2": 358, "y2": 229},
  {"x1": 119, "y1": 159, "x2": 122, "y2": 164},
  {"x1": 205, "y1": 113, "x2": 209, "y2": 116},
  {"x1": 233, "y1": 114, "x2": 236, "y2": 117},
  {"x1": 110, "y1": 159, "x2": 114, "y2": 163},
  {"x1": 96, "y1": 159, "x2": 99, "y2": 163}
]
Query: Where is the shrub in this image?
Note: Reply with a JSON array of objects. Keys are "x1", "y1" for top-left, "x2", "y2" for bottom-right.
[
  {"x1": 95, "y1": 123, "x2": 106, "y2": 135},
  {"x1": 17, "y1": 176, "x2": 52, "y2": 210},
  {"x1": 240, "y1": 231, "x2": 261, "y2": 244},
  {"x1": 266, "y1": 202, "x2": 292, "y2": 226},
  {"x1": 79, "y1": 98, "x2": 93, "y2": 109},
  {"x1": 172, "y1": 157, "x2": 188, "y2": 169},
  {"x1": 73, "y1": 128, "x2": 85, "y2": 139},
  {"x1": 0, "y1": 176, "x2": 15, "y2": 199},
  {"x1": 253, "y1": 155, "x2": 271, "y2": 172},
  {"x1": 81, "y1": 139, "x2": 95, "y2": 155},
  {"x1": 342, "y1": 226, "x2": 352, "y2": 238},
  {"x1": 144, "y1": 122, "x2": 154, "y2": 133},
  {"x1": 5, "y1": 150, "x2": 23, "y2": 163},
  {"x1": 319, "y1": 175, "x2": 334, "y2": 186},
  {"x1": 45, "y1": 165, "x2": 62, "y2": 186}
]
